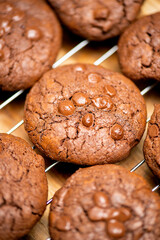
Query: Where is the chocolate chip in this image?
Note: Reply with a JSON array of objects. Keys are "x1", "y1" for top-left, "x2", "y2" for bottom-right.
[
  {"x1": 109, "y1": 208, "x2": 131, "y2": 222},
  {"x1": 111, "y1": 124, "x2": 124, "y2": 140},
  {"x1": 92, "y1": 96, "x2": 113, "y2": 110},
  {"x1": 88, "y1": 73, "x2": 102, "y2": 83},
  {"x1": 55, "y1": 215, "x2": 71, "y2": 231},
  {"x1": 12, "y1": 11, "x2": 24, "y2": 22},
  {"x1": 72, "y1": 92, "x2": 89, "y2": 106},
  {"x1": 88, "y1": 207, "x2": 108, "y2": 221},
  {"x1": 58, "y1": 100, "x2": 75, "y2": 116},
  {"x1": 93, "y1": 191, "x2": 109, "y2": 208},
  {"x1": 0, "y1": 3, "x2": 13, "y2": 13},
  {"x1": 104, "y1": 85, "x2": 116, "y2": 97},
  {"x1": 0, "y1": 19, "x2": 11, "y2": 33},
  {"x1": 26, "y1": 27, "x2": 42, "y2": 41},
  {"x1": 106, "y1": 219, "x2": 125, "y2": 238},
  {"x1": 74, "y1": 64, "x2": 86, "y2": 72},
  {"x1": 148, "y1": 124, "x2": 159, "y2": 138},
  {"x1": 127, "y1": 219, "x2": 143, "y2": 231},
  {"x1": 82, "y1": 113, "x2": 93, "y2": 127}
]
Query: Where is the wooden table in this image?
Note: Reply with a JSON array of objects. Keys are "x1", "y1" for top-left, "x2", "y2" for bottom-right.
[{"x1": 0, "y1": 0, "x2": 160, "y2": 239}]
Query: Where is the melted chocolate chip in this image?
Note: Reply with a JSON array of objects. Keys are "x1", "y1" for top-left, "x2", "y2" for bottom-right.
[
  {"x1": 88, "y1": 73, "x2": 102, "y2": 83},
  {"x1": 111, "y1": 124, "x2": 124, "y2": 140},
  {"x1": 1, "y1": 19, "x2": 9, "y2": 28},
  {"x1": 0, "y1": 50, "x2": 4, "y2": 59},
  {"x1": 106, "y1": 219, "x2": 125, "y2": 238},
  {"x1": 104, "y1": 85, "x2": 116, "y2": 97},
  {"x1": 92, "y1": 96, "x2": 113, "y2": 110},
  {"x1": 26, "y1": 28, "x2": 41, "y2": 41},
  {"x1": 74, "y1": 64, "x2": 86, "y2": 72},
  {"x1": 12, "y1": 11, "x2": 24, "y2": 22},
  {"x1": 1, "y1": 19, "x2": 11, "y2": 33},
  {"x1": 58, "y1": 100, "x2": 75, "y2": 116},
  {"x1": 93, "y1": 192, "x2": 109, "y2": 208},
  {"x1": 88, "y1": 207, "x2": 108, "y2": 221},
  {"x1": 0, "y1": 3, "x2": 13, "y2": 13},
  {"x1": 148, "y1": 124, "x2": 159, "y2": 138},
  {"x1": 110, "y1": 208, "x2": 131, "y2": 222},
  {"x1": 72, "y1": 92, "x2": 89, "y2": 106},
  {"x1": 82, "y1": 113, "x2": 93, "y2": 127},
  {"x1": 94, "y1": 8, "x2": 109, "y2": 20},
  {"x1": 55, "y1": 215, "x2": 71, "y2": 231},
  {"x1": 127, "y1": 220, "x2": 142, "y2": 231}
]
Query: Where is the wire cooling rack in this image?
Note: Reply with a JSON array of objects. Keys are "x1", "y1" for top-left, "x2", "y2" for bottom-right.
[
  {"x1": 1, "y1": 1, "x2": 160, "y2": 238},
  {"x1": 1, "y1": 38, "x2": 160, "y2": 238}
]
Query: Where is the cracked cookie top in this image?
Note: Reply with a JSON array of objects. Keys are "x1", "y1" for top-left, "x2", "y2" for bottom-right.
[
  {"x1": 0, "y1": 0, "x2": 62, "y2": 91},
  {"x1": 49, "y1": 164, "x2": 160, "y2": 240},
  {"x1": 143, "y1": 104, "x2": 160, "y2": 179},
  {"x1": 118, "y1": 12, "x2": 160, "y2": 81},
  {"x1": 24, "y1": 64, "x2": 147, "y2": 165},
  {"x1": 48, "y1": 0, "x2": 144, "y2": 41},
  {"x1": 0, "y1": 133, "x2": 48, "y2": 240}
]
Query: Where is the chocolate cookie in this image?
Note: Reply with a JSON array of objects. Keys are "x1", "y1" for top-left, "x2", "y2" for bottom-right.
[
  {"x1": 0, "y1": 0, "x2": 62, "y2": 91},
  {"x1": 118, "y1": 12, "x2": 160, "y2": 81},
  {"x1": 143, "y1": 104, "x2": 160, "y2": 179},
  {"x1": 0, "y1": 133, "x2": 48, "y2": 240},
  {"x1": 24, "y1": 64, "x2": 147, "y2": 165},
  {"x1": 48, "y1": 0, "x2": 144, "y2": 41},
  {"x1": 49, "y1": 164, "x2": 160, "y2": 240}
]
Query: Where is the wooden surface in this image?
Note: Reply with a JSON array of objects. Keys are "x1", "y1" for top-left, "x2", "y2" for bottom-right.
[{"x1": 0, "y1": 0, "x2": 160, "y2": 239}]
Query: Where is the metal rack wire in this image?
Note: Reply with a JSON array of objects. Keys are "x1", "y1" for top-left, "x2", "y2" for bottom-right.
[{"x1": 0, "y1": 39, "x2": 160, "y2": 239}]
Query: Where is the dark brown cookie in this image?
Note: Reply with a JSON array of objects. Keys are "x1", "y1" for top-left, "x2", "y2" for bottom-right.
[
  {"x1": 48, "y1": 0, "x2": 144, "y2": 41},
  {"x1": 0, "y1": 0, "x2": 62, "y2": 91},
  {"x1": 143, "y1": 104, "x2": 160, "y2": 179},
  {"x1": 118, "y1": 12, "x2": 160, "y2": 81},
  {"x1": 0, "y1": 133, "x2": 48, "y2": 240},
  {"x1": 49, "y1": 164, "x2": 160, "y2": 240},
  {"x1": 24, "y1": 64, "x2": 147, "y2": 165}
]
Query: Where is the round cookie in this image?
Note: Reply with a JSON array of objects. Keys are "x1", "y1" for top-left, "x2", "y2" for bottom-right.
[
  {"x1": 48, "y1": 0, "x2": 144, "y2": 41},
  {"x1": 118, "y1": 12, "x2": 160, "y2": 81},
  {"x1": 0, "y1": 133, "x2": 48, "y2": 240},
  {"x1": 24, "y1": 64, "x2": 147, "y2": 165},
  {"x1": 49, "y1": 164, "x2": 160, "y2": 240},
  {"x1": 143, "y1": 104, "x2": 160, "y2": 178},
  {"x1": 0, "y1": 0, "x2": 62, "y2": 91}
]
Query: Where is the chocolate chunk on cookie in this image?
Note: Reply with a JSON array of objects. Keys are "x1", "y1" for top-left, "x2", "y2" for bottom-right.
[
  {"x1": 0, "y1": 133, "x2": 48, "y2": 240},
  {"x1": 49, "y1": 164, "x2": 160, "y2": 240},
  {"x1": 24, "y1": 64, "x2": 147, "y2": 165},
  {"x1": 0, "y1": 0, "x2": 62, "y2": 91},
  {"x1": 144, "y1": 104, "x2": 160, "y2": 178},
  {"x1": 118, "y1": 12, "x2": 160, "y2": 81},
  {"x1": 48, "y1": 0, "x2": 144, "y2": 41}
]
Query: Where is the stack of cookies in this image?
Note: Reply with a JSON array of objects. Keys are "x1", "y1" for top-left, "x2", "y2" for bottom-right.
[{"x1": 0, "y1": 0, "x2": 160, "y2": 239}]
